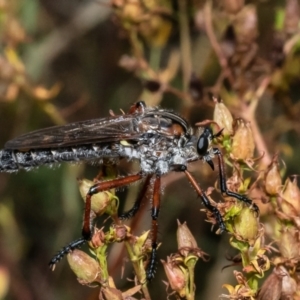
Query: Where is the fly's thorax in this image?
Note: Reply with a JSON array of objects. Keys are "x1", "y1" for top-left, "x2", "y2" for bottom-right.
[
  {"x1": 137, "y1": 137, "x2": 198, "y2": 175},
  {"x1": 117, "y1": 140, "x2": 140, "y2": 159}
]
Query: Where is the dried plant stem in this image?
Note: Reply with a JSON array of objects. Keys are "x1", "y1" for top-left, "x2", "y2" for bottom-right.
[
  {"x1": 187, "y1": 264, "x2": 195, "y2": 300},
  {"x1": 242, "y1": 76, "x2": 272, "y2": 167},
  {"x1": 149, "y1": 47, "x2": 161, "y2": 72},
  {"x1": 24, "y1": 2, "x2": 111, "y2": 78},
  {"x1": 124, "y1": 241, "x2": 151, "y2": 300},
  {"x1": 129, "y1": 29, "x2": 145, "y2": 61},
  {"x1": 204, "y1": 1, "x2": 234, "y2": 86},
  {"x1": 178, "y1": 0, "x2": 192, "y2": 93}
]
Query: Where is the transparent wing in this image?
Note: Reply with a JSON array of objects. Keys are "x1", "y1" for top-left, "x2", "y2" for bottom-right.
[{"x1": 5, "y1": 115, "x2": 141, "y2": 150}]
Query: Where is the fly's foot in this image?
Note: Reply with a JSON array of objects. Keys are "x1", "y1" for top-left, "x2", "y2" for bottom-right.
[
  {"x1": 118, "y1": 208, "x2": 138, "y2": 220},
  {"x1": 146, "y1": 247, "x2": 157, "y2": 281},
  {"x1": 49, "y1": 237, "x2": 86, "y2": 270},
  {"x1": 250, "y1": 202, "x2": 259, "y2": 215}
]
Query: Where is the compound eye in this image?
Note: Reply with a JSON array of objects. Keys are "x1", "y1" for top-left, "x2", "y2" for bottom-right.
[{"x1": 197, "y1": 128, "x2": 212, "y2": 156}]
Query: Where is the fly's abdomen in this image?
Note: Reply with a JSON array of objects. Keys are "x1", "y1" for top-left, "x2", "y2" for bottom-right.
[
  {"x1": 0, "y1": 145, "x2": 118, "y2": 172},
  {"x1": 0, "y1": 150, "x2": 20, "y2": 172}
]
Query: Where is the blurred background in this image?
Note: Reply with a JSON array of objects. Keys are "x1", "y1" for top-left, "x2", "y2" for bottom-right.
[{"x1": 0, "y1": 0, "x2": 299, "y2": 299}]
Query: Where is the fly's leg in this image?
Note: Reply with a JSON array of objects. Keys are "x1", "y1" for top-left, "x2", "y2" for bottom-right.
[
  {"x1": 183, "y1": 169, "x2": 226, "y2": 232},
  {"x1": 146, "y1": 175, "x2": 161, "y2": 281},
  {"x1": 81, "y1": 174, "x2": 143, "y2": 239},
  {"x1": 213, "y1": 148, "x2": 259, "y2": 214},
  {"x1": 49, "y1": 173, "x2": 144, "y2": 268},
  {"x1": 119, "y1": 175, "x2": 152, "y2": 220}
]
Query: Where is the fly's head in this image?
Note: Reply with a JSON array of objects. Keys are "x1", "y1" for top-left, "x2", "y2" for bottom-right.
[
  {"x1": 195, "y1": 127, "x2": 224, "y2": 171},
  {"x1": 128, "y1": 101, "x2": 146, "y2": 114},
  {"x1": 196, "y1": 127, "x2": 214, "y2": 157}
]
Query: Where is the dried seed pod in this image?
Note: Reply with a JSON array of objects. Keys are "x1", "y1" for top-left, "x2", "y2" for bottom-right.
[
  {"x1": 281, "y1": 176, "x2": 300, "y2": 216},
  {"x1": 257, "y1": 267, "x2": 285, "y2": 300},
  {"x1": 78, "y1": 179, "x2": 118, "y2": 216},
  {"x1": 67, "y1": 250, "x2": 101, "y2": 283},
  {"x1": 176, "y1": 220, "x2": 198, "y2": 257},
  {"x1": 213, "y1": 100, "x2": 233, "y2": 136},
  {"x1": 231, "y1": 119, "x2": 255, "y2": 161},
  {"x1": 265, "y1": 156, "x2": 282, "y2": 196},
  {"x1": 233, "y1": 207, "x2": 258, "y2": 242},
  {"x1": 278, "y1": 227, "x2": 299, "y2": 259}
]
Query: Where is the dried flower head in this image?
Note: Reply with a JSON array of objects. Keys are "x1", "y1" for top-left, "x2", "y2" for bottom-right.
[
  {"x1": 223, "y1": 271, "x2": 257, "y2": 299},
  {"x1": 231, "y1": 119, "x2": 255, "y2": 161},
  {"x1": 161, "y1": 257, "x2": 187, "y2": 297}
]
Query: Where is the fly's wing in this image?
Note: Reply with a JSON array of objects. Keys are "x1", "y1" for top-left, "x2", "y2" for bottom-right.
[{"x1": 4, "y1": 115, "x2": 141, "y2": 150}]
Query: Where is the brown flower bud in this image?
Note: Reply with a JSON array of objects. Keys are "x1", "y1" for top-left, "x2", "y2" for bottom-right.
[
  {"x1": 91, "y1": 227, "x2": 106, "y2": 248},
  {"x1": 139, "y1": 15, "x2": 173, "y2": 47},
  {"x1": 78, "y1": 179, "x2": 118, "y2": 216},
  {"x1": 213, "y1": 100, "x2": 233, "y2": 136},
  {"x1": 284, "y1": 0, "x2": 300, "y2": 35},
  {"x1": 234, "y1": 5, "x2": 258, "y2": 44},
  {"x1": 119, "y1": 55, "x2": 140, "y2": 72},
  {"x1": 282, "y1": 272, "x2": 297, "y2": 299},
  {"x1": 265, "y1": 157, "x2": 282, "y2": 196},
  {"x1": 233, "y1": 207, "x2": 258, "y2": 243},
  {"x1": 114, "y1": 225, "x2": 128, "y2": 241},
  {"x1": 122, "y1": 1, "x2": 143, "y2": 24},
  {"x1": 231, "y1": 119, "x2": 255, "y2": 161},
  {"x1": 222, "y1": 0, "x2": 244, "y2": 14},
  {"x1": 278, "y1": 227, "x2": 299, "y2": 259},
  {"x1": 257, "y1": 266, "x2": 296, "y2": 299},
  {"x1": 281, "y1": 177, "x2": 300, "y2": 216},
  {"x1": 176, "y1": 220, "x2": 198, "y2": 257},
  {"x1": 131, "y1": 231, "x2": 150, "y2": 257},
  {"x1": 0, "y1": 266, "x2": 9, "y2": 299},
  {"x1": 161, "y1": 258, "x2": 186, "y2": 297},
  {"x1": 257, "y1": 267, "x2": 284, "y2": 300},
  {"x1": 67, "y1": 250, "x2": 100, "y2": 283}
]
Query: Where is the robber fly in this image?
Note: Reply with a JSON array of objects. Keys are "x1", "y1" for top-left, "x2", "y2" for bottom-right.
[{"x1": 0, "y1": 101, "x2": 258, "y2": 280}]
